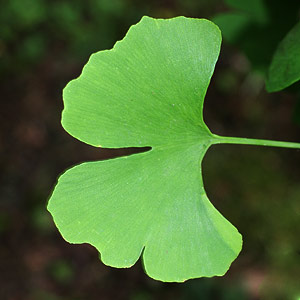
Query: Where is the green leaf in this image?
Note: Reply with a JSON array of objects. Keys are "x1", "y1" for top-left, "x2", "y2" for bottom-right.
[
  {"x1": 266, "y1": 21, "x2": 300, "y2": 92},
  {"x1": 48, "y1": 16, "x2": 300, "y2": 282},
  {"x1": 213, "y1": 0, "x2": 300, "y2": 73},
  {"x1": 8, "y1": 0, "x2": 46, "y2": 28},
  {"x1": 61, "y1": 16, "x2": 220, "y2": 148}
]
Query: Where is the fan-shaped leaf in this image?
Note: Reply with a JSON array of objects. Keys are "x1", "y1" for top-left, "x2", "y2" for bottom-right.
[{"x1": 48, "y1": 16, "x2": 300, "y2": 282}]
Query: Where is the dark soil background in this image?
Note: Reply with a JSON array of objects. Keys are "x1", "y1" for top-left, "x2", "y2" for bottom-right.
[{"x1": 1, "y1": 0, "x2": 299, "y2": 299}]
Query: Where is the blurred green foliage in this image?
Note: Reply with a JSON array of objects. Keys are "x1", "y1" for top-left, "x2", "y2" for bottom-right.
[
  {"x1": 213, "y1": 0, "x2": 300, "y2": 132},
  {"x1": 0, "y1": 0, "x2": 224, "y2": 78},
  {"x1": 213, "y1": 0, "x2": 300, "y2": 75},
  {"x1": 49, "y1": 260, "x2": 74, "y2": 284},
  {"x1": 0, "y1": 0, "x2": 135, "y2": 76},
  {"x1": 203, "y1": 145, "x2": 300, "y2": 300}
]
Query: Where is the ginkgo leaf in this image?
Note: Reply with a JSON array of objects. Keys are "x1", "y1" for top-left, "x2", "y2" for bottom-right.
[
  {"x1": 266, "y1": 21, "x2": 300, "y2": 92},
  {"x1": 61, "y1": 16, "x2": 221, "y2": 148},
  {"x1": 212, "y1": 0, "x2": 299, "y2": 73},
  {"x1": 48, "y1": 16, "x2": 300, "y2": 282},
  {"x1": 49, "y1": 145, "x2": 241, "y2": 282}
]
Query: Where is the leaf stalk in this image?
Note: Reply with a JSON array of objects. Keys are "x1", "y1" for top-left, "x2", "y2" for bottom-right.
[{"x1": 213, "y1": 135, "x2": 300, "y2": 149}]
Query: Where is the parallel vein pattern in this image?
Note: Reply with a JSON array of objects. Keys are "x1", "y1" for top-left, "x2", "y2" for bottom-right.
[{"x1": 48, "y1": 16, "x2": 243, "y2": 282}]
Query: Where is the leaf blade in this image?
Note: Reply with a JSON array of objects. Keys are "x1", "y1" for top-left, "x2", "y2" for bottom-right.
[
  {"x1": 266, "y1": 21, "x2": 300, "y2": 92},
  {"x1": 62, "y1": 16, "x2": 221, "y2": 148},
  {"x1": 48, "y1": 144, "x2": 242, "y2": 282}
]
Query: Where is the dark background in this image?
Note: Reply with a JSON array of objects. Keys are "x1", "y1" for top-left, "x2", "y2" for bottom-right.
[{"x1": 1, "y1": 0, "x2": 299, "y2": 299}]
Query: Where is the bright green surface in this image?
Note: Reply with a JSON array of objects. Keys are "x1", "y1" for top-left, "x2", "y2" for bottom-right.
[
  {"x1": 48, "y1": 16, "x2": 300, "y2": 282},
  {"x1": 266, "y1": 21, "x2": 300, "y2": 92},
  {"x1": 49, "y1": 145, "x2": 241, "y2": 282},
  {"x1": 61, "y1": 16, "x2": 220, "y2": 148}
]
